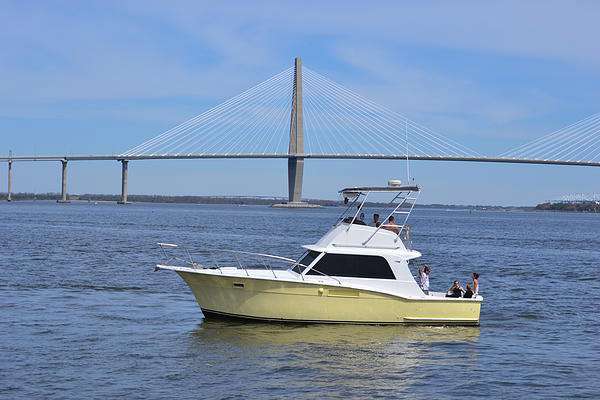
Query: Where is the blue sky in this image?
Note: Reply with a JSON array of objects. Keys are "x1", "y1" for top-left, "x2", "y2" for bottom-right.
[{"x1": 1, "y1": 1, "x2": 600, "y2": 205}]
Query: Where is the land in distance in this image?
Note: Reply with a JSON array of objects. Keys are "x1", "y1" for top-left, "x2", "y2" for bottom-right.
[{"x1": 0, "y1": 192, "x2": 543, "y2": 211}]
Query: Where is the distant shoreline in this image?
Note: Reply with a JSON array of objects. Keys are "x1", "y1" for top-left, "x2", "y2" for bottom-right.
[
  {"x1": 4, "y1": 193, "x2": 599, "y2": 213},
  {"x1": 535, "y1": 202, "x2": 600, "y2": 213},
  {"x1": 0, "y1": 192, "x2": 541, "y2": 211}
]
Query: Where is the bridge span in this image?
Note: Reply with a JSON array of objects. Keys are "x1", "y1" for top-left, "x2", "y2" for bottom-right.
[
  {"x1": 3, "y1": 154, "x2": 600, "y2": 166},
  {"x1": 3, "y1": 57, "x2": 600, "y2": 204},
  {"x1": 2, "y1": 154, "x2": 599, "y2": 204}
]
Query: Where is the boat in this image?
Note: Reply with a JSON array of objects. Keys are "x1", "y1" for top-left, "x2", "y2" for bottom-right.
[{"x1": 155, "y1": 181, "x2": 482, "y2": 325}]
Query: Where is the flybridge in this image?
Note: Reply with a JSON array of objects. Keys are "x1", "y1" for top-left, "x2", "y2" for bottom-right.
[
  {"x1": 3, "y1": 58, "x2": 600, "y2": 203},
  {"x1": 335, "y1": 182, "x2": 420, "y2": 248}
]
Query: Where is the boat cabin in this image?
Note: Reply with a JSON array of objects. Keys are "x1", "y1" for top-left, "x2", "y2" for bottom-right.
[{"x1": 288, "y1": 182, "x2": 426, "y2": 295}]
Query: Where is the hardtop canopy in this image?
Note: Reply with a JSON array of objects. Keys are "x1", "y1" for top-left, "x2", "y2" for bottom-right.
[{"x1": 339, "y1": 185, "x2": 420, "y2": 195}]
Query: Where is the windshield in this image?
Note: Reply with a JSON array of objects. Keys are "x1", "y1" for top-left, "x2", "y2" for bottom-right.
[{"x1": 292, "y1": 250, "x2": 320, "y2": 274}]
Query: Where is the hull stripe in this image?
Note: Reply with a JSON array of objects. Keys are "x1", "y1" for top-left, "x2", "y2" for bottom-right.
[{"x1": 201, "y1": 308, "x2": 480, "y2": 326}]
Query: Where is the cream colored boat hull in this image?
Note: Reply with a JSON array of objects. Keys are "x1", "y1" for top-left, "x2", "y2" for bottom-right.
[{"x1": 177, "y1": 271, "x2": 481, "y2": 325}]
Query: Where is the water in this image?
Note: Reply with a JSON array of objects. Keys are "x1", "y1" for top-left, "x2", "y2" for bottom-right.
[{"x1": 1, "y1": 202, "x2": 599, "y2": 399}]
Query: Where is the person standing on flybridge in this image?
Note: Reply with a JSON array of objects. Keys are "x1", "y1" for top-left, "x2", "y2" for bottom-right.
[{"x1": 419, "y1": 265, "x2": 431, "y2": 295}]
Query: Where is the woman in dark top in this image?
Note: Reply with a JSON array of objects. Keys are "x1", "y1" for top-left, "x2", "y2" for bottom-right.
[
  {"x1": 463, "y1": 282, "x2": 474, "y2": 298},
  {"x1": 446, "y1": 280, "x2": 464, "y2": 298}
]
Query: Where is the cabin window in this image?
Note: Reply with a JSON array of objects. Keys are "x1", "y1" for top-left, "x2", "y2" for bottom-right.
[
  {"x1": 307, "y1": 254, "x2": 395, "y2": 279},
  {"x1": 292, "y1": 250, "x2": 321, "y2": 273}
]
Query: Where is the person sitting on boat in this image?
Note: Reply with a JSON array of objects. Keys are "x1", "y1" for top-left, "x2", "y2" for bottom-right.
[
  {"x1": 382, "y1": 215, "x2": 400, "y2": 234},
  {"x1": 342, "y1": 205, "x2": 367, "y2": 225},
  {"x1": 463, "y1": 282, "x2": 474, "y2": 298},
  {"x1": 342, "y1": 217, "x2": 367, "y2": 225},
  {"x1": 372, "y1": 213, "x2": 381, "y2": 227},
  {"x1": 419, "y1": 265, "x2": 431, "y2": 295},
  {"x1": 446, "y1": 280, "x2": 465, "y2": 298},
  {"x1": 472, "y1": 272, "x2": 480, "y2": 296},
  {"x1": 356, "y1": 205, "x2": 366, "y2": 224}
]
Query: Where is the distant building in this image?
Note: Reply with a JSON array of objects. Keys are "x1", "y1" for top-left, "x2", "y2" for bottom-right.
[{"x1": 549, "y1": 193, "x2": 600, "y2": 205}]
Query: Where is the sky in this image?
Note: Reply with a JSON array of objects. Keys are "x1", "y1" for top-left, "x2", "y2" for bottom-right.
[{"x1": 1, "y1": 0, "x2": 600, "y2": 205}]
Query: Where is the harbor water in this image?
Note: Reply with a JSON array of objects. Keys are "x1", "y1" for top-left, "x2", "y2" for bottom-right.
[{"x1": 1, "y1": 202, "x2": 599, "y2": 399}]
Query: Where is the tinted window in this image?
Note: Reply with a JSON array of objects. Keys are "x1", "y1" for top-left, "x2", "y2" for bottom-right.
[
  {"x1": 307, "y1": 254, "x2": 395, "y2": 279},
  {"x1": 292, "y1": 251, "x2": 320, "y2": 273}
]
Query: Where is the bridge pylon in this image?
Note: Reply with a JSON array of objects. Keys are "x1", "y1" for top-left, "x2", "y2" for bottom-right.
[
  {"x1": 7, "y1": 159, "x2": 12, "y2": 202},
  {"x1": 117, "y1": 159, "x2": 129, "y2": 204},
  {"x1": 57, "y1": 159, "x2": 70, "y2": 203},
  {"x1": 287, "y1": 56, "x2": 304, "y2": 204}
]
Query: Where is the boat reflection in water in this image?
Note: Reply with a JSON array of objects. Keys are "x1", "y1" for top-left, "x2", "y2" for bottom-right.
[
  {"x1": 188, "y1": 320, "x2": 480, "y2": 395},
  {"x1": 192, "y1": 319, "x2": 480, "y2": 347}
]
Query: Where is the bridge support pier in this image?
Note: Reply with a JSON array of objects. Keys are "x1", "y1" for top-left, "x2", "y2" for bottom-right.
[
  {"x1": 7, "y1": 160, "x2": 12, "y2": 202},
  {"x1": 288, "y1": 157, "x2": 304, "y2": 203},
  {"x1": 117, "y1": 160, "x2": 129, "y2": 204},
  {"x1": 57, "y1": 160, "x2": 70, "y2": 203}
]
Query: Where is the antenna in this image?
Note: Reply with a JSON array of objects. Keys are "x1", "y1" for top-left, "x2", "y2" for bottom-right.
[{"x1": 405, "y1": 118, "x2": 410, "y2": 181}]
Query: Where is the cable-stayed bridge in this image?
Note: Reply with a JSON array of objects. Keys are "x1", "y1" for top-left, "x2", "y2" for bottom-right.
[{"x1": 2, "y1": 57, "x2": 600, "y2": 204}]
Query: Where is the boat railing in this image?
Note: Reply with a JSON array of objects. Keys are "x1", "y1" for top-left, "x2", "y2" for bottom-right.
[
  {"x1": 158, "y1": 243, "x2": 197, "y2": 267},
  {"x1": 336, "y1": 185, "x2": 420, "y2": 248},
  {"x1": 362, "y1": 190, "x2": 420, "y2": 246},
  {"x1": 399, "y1": 224, "x2": 412, "y2": 248},
  {"x1": 304, "y1": 266, "x2": 343, "y2": 285},
  {"x1": 157, "y1": 243, "x2": 310, "y2": 281}
]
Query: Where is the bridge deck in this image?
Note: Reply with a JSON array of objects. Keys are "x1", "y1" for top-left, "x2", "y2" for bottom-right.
[{"x1": 1, "y1": 154, "x2": 599, "y2": 167}]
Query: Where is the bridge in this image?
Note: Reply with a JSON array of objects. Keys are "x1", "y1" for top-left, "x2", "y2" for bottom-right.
[{"x1": 2, "y1": 57, "x2": 600, "y2": 204}]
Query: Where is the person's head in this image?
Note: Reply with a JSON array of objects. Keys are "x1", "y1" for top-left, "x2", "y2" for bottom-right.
[
  {"x1": 472, "y1": 272, "x2": 479, "y2": 280},
  {"x1": 424, "y1": 265, "x2": 431, "y2": 274},
  {"x1": 452, "y1": 280, "x2": 459, "y2": 287},
  {"x1": 373, "y1": 213, "x2": 380, "y2": 222},
  {"x1": 466, "y1": 281, "x2": 472, "y2": 289},
  {"x1": 389, "y1": 215, "x2": 395, "y2": 223}
]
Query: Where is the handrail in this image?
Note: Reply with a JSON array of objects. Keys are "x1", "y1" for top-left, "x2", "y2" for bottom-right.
[
  {"x1": 335, "y1": 194, "x2": 360, "y2": 226},
  {"x1": 396, "y1": 191, "x2": 420, "y2": 239},
  {"x1": 359, "y1": 189, "x2": 420, "y2": 246},
  {"x1": 158, "y1": 242, "x2": 199, "y2": 269},
  {"x1": 158, "y1": 245, "x2": 355, "y2": 287},
  {"x1": 158, "y1": 243, "x2": 310, "y2": 279},
  {"x1": 211, "y1": 249, "x2": 301, "y2": 264},
  {"x1": 305, "y1": 267, "x2": 343, "y2": 285},
  {"x1": 346, "y1": 192, "x2": 369, "y2": 232}
]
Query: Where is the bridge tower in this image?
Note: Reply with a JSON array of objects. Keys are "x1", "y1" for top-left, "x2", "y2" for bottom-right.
[
  {"x1": 57, "y1": 159, "x2": 70, "y2": 203},
  {"x1": 286, "y1": 57, "x2": 305, "y2": 205},
  {"x1": 7, "y1": 159, "x2": 12, "y2": 202}
]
